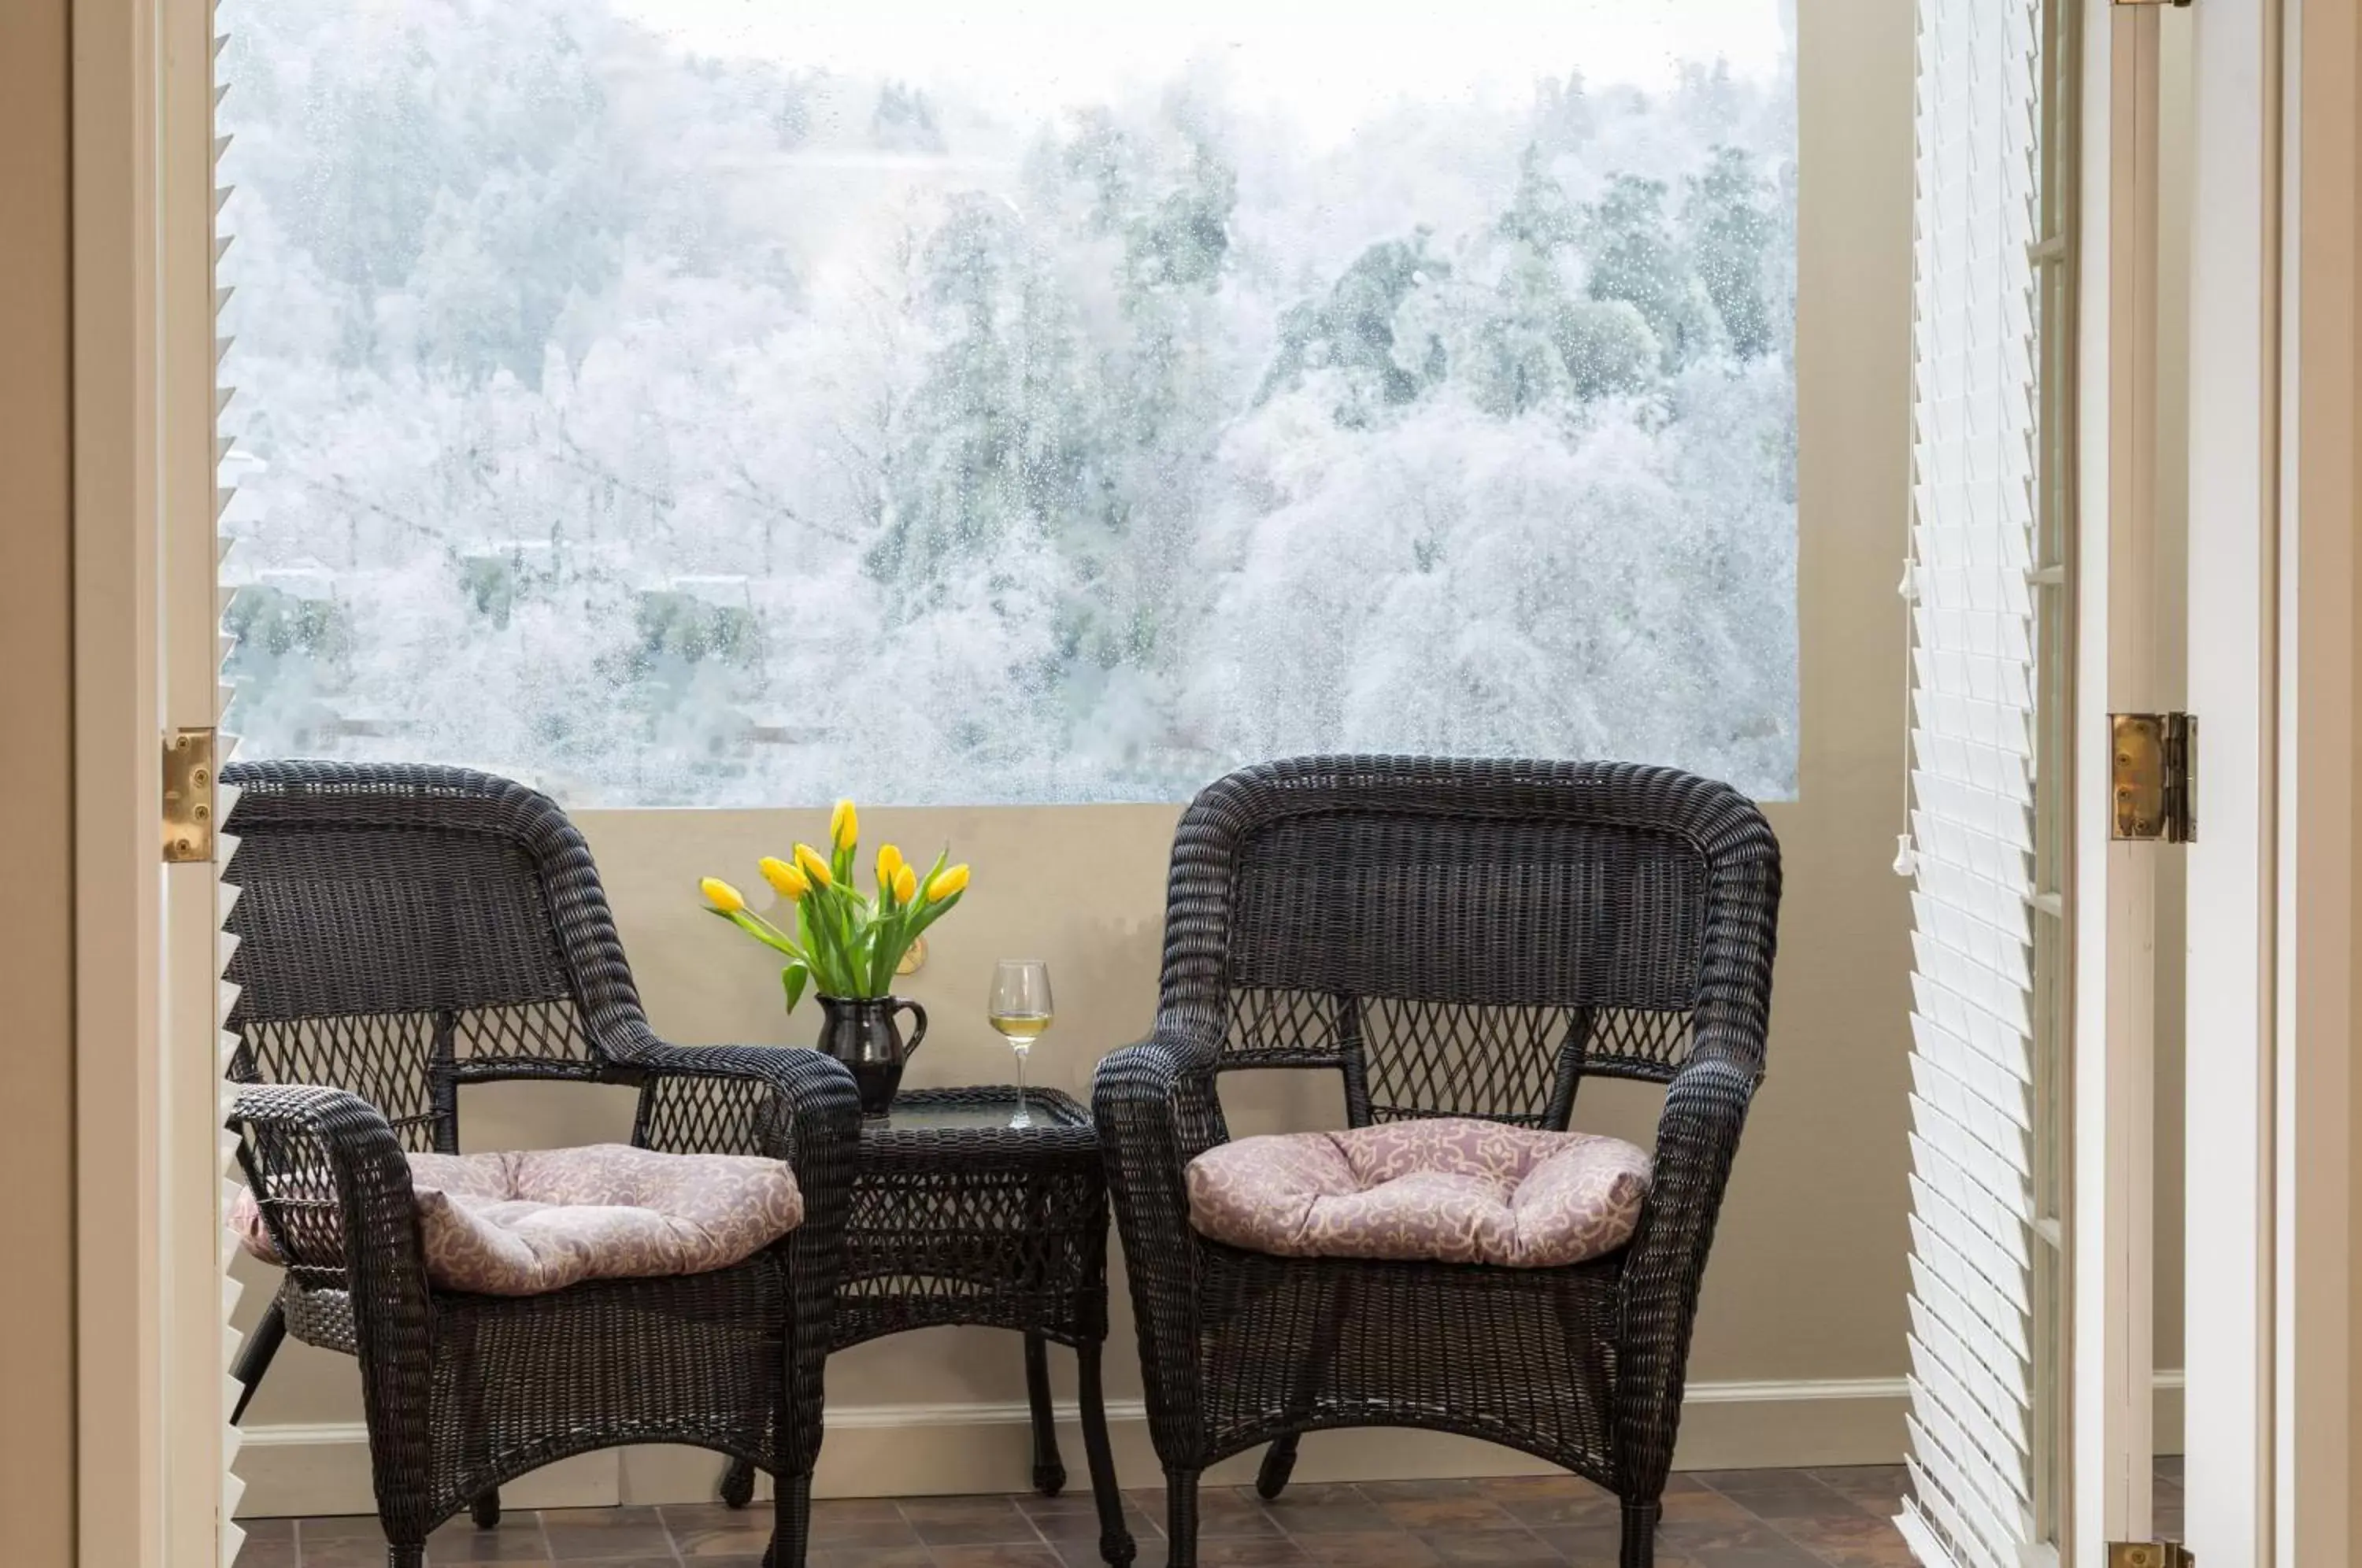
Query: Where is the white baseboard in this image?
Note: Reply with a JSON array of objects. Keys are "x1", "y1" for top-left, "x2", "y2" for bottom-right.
[{"x1": 232, "y1": 1376, "x2": 1911, "y2": 1518}]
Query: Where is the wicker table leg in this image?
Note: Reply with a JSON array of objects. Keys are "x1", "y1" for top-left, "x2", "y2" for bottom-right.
[
  {"x1": 1023, "y1": 1331, "x2": 1069, "y2": 1496},
  {"x1": 1075, "y1": 1341, "x2": 1136, "y2": 1566}
]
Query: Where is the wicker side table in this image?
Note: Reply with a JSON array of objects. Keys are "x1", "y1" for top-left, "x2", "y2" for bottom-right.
[{"x1": 722, "y1": 1086, "x2": 1136, "y2": 1566}]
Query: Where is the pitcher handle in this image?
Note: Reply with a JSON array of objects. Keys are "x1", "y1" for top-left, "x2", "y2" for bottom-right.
[{"x1": 892, "y1": 997, "x2": 928, "y2": 1056}]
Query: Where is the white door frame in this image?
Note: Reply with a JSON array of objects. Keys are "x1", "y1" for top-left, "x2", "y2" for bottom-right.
[
  {"x1": 71, "y1": 0, "x2": 230, "y2": 1560},
  {"x1": 2182, "y1": 0, "x2": 2279, "y2": 1562},
  {"x1": 2269, "y1": 0, "x2": 2356, "y2": 1560},
  {"x1": 2182, "y1": 0, "x2": 2360, "y2": 1563},
  {"x1": 2071, "y1": 2, "x2": 2161, "y2": 1558}
]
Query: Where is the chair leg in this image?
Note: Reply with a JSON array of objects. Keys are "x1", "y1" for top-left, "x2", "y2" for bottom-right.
[
  {"x1": 1163, "y1": 1469, "x2": 1201, "y2": 1568},
  {"x1": 385, "y1": 1548, "x2": 424, "y2": 1568},
  {"x1": 720, "y1": 1455, "x2": 757, "y2": 1508},
  {"x1": 765, "y1": 1470, "x2": 813, "y2": 1568},
  {"x1": 1024, "y1": 1330, "x2": 1069, "y2": 1496},
  {"x1": 1253, "y1": 1433, "x2": 1300, "y2": 1501},
  {"x1": 1075, "y1": 1342, "x2": 1136, "y2": 1566},
  {"x1": 1619, "y1": 1496, "x2": 1660, "y2": 1568},
  {"x1": 471, "y1": 1488, "x2": 501, "y2": 1529},
  {"x1": 1257, "y1": 1270, "x2": 1349, "y2": 1500},
  {"x1": 228, "y1": 1299, "x2": 286, "y2": 1426}
]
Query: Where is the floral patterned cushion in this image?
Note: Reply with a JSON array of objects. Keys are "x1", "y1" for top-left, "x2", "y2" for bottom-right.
[
  {"x1": 230, "y1": 1144, "x2": 803, "y2": 1296},
  {"x1": 1183, "y1": 1119, "x2": 1650, "y2": 1268}
]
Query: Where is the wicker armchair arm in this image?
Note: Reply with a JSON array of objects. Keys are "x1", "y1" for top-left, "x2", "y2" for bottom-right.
[
  {"x1": 1613, "y1": 1046, "x2": 1759, "y2": 1494},
  {"x1": 1094, "y1": 1029, "x2": 1225, "y2": 1454},
  {"x1": 227, "y1": 1083, "x2": 436, "y2": 1472},
  {"x1": 617, "y1": 1034, "x2": 862, "y2": 1164}
]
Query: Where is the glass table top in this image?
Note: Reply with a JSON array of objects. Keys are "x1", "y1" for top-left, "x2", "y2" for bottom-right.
[{"x1": 861, "y1": 1086, "x2": 1089, "y2": 1135}]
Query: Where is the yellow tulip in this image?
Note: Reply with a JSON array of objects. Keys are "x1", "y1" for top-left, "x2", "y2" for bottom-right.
[
  {"x1": 701, "y1": 877, "x2": 746, "y2": 914},
  {"x1": 926, "y1": 864, "x2": 970, "y2": 901},
  {"x1": 830, "y1": 797, "x2": 859, "y2": 852},
  {"x1": 894, "y1": 864, "x2": 918, "y2": 904},
  {"x1": 793, "y1": 842, "x2": 834, "y2": 889},
  {"x1": 877, "y1": 842, "x2": 905, "y2": 888},
  {"x1": 759, "y1": 856, "x2": 810, "y2": 900}
]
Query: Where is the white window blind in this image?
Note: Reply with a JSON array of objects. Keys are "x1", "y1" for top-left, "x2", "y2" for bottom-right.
[{"x1": 1897, "y1": 0, "x2": 2056, "y2": 1564}]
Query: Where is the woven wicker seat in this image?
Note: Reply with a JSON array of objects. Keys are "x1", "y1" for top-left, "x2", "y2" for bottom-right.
[
  {"x1": 220, "y1": 762, "x2": 861, "y2": 1568},
  {"x1": 1094, "y1": 756, "x2": 1780, "y2": 1568}
]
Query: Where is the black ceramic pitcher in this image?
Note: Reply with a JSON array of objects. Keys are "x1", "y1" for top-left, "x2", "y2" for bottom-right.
[{"x1": 813, "y1": 994, "x2": 928, "y2": 1115}]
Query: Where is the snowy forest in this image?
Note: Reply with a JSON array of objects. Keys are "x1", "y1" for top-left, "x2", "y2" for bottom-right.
[{"x1": 215, "y1": 0, "x2": 1798, "y2": 806}]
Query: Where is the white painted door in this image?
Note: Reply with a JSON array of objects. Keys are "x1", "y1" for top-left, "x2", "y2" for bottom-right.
[
  {"x1": 2071, "y1": 2, "x2": 2167, "y2": 1561},
  {"x1": 162, "y1": 0, "x2": 239, "y2": 1559},
  {"x1": 1898, "y1": 2, "x2": 2182, "y2": 1564}
]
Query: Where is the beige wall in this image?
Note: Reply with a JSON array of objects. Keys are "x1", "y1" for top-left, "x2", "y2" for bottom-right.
[
  {"x1": 233, "y1": 0, "x2": 1922, "y2": 1508},
  {"x1": 0, "y1": 0, "x2": 80, "y2": 1558}
]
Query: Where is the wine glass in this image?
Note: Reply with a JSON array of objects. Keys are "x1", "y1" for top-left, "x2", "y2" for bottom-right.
[{"x1": 987, "y1": 959, "x2": 1053, "y2": 1128}]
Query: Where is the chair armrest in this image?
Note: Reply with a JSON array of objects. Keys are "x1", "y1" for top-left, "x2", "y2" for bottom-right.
[
  {"x1": 1094, "y1": 1026, "x2": 1225, "y2": 1448},
  {"x1": 227, "y1": 1083, "x2": 436, "y2": 1469},
  {"x1": 616, "y1": 1034, "x2": 861, "y2": 1167},
  {"x1": 1613, "y1": 1045, "x2": 1760, "y2": 1496}
]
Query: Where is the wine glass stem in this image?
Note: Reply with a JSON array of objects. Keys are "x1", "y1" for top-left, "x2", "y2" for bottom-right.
[{"x1": 1013, "y1": 1044, "x2": 1029, "y2": 1117}]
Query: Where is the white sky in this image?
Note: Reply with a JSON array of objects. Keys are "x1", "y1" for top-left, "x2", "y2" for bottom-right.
[{"x1": 613, "y1": 0, "x2": 1790, "y2": 146}]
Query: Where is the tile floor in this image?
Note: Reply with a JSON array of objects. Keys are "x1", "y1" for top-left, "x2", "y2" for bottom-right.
[
  {"x1": 241, "y1": 1459, "x2": 2186, "y2": 1568},
  {"x1": 241, "y1": 1466, "x2": 1911, "y2": 1567}
]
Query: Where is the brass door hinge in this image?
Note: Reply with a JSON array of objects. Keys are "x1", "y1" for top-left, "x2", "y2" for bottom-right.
[
  {"x1": 163, "y1": 727, "x2": 217, "y2": 863},
  {"x1": 2111, "y1": 712, "x2": 2197, "y2": 842},
  {"x1": 2108, "y1": 1543, "x2": 2194, "y2": 1568}
]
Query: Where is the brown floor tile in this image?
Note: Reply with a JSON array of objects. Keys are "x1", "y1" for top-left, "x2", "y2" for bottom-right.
[
  {"x1": 813, "y1": 1550, "x2": 933, "y2": 1568},
  {"x1": 1412, "y1": 1527, "x2": 1566, "y2": 1566},
  {"x1": 1657, "y1": 1488, "x2": 1757, "y2": 1528},
  {"x1": 1294, "y1": 1531, "x2": 1446, "y2": 1566},
  {"x1": 1691, "y1": 1471, "x2": 1867, "y2": 1525},
  {"x1": 1469, "y1": 1475, "x2": 1622, "y2": 1529},
  {"x1": 1804, "y1": 1467, "x2": 1907, "y2": 1517},
  {"x1": 1357, "y1": 1482, "x2": 1524, "y2": 1533},
  {"x1": 425, "y1": 1514, "x2": 556, "y2": 1564},
  {"x1": 1768, "y1": 1510, "x2": 1917, "y2": 1567},
  {"x1": 1656, "y1": 1517, "x2": 1831, "y2": 1566},
  {"x1": 1124, "y1": 1487, "x2": 1286, "y2": 1538},
  {"x1": 538, "y1": 1504, "x2": 676, "y2": 1561},
  {"x1": 1253, "y1": 1484, "x2": 1392, "y2": 1535},
  {"x1": 930, "y1": 1545, "x2": 1068, "y2": 1567},
  {"x1": 1189, "y1": 1540, "x2": 1312, "y2": 1566},
  {"x1": 1027, "y1": 1503, "x2": 1158, "y2": 1553},
  {"x1": 901, "y1": 1495, "x2": 1047, "y2": 1547},
  {"x1": 230, "y1": 1540, "x2": 298, "y2": 1568}
]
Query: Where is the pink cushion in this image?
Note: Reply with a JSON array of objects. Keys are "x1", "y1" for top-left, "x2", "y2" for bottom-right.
[
  {"x1": 230, "y1": 1144, "x2": 803, "y2": 1297},
  {"x1": 1184, "y1": 1119, "x2": 1650, "y2": 1268}
]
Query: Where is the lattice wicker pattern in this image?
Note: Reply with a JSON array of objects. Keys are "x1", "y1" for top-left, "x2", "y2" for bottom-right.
[
  {"x1": 219, "y1": 762, "x2": 862, "y2": 1568},
  {"x1": 837, "y1": 1088, "x2": 1109, "y2": 1348},
  {"x1": 1096, "y1": 756, "x2": 1781, "y2": 1568}
]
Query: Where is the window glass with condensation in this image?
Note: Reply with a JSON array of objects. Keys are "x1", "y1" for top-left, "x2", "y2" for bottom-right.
[{"x1": 216, "y1": 0, "x2": 1797, "y2": 806}]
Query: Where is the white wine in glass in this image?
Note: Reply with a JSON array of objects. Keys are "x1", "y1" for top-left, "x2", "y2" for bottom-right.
[{"x1": 987, "y1": 959, "x2": 1053, "y2": 1128}]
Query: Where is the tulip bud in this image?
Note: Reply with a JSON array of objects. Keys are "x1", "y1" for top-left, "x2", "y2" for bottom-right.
[
  {"x1": 877, "y1": 842, "x2": 905, "y2": 889},
  {"x1": 894, "y1": 864, "x2": 919, "y2": 904},
  {"x1": 926, "y1": 864, "x2": 970, "y2": 901},
  {"x1": 831, "y1": 797, "x2": 859, "y2": 852},
  {"x1": 793, "y1": 842, "x2": 835, "y2": 889},
  {"x1": 759, "y1": 856, "x2": 810, "y2": 900},
  {"x1": 700, "y1": 877, "x2": 746, "y2": 915}
]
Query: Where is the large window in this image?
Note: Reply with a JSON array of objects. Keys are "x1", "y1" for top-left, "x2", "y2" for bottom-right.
[{"x1": 217, "y1": 0, "x2": 1797, "y2": 805}]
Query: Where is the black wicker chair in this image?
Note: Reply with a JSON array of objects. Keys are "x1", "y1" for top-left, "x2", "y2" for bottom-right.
[
  {"x1": 1093, "y1": 756, "x2": 1780, "y2": 1568},
  {"x1": 219, "y1": 762, "x2": 862, "y2": 1568}
]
